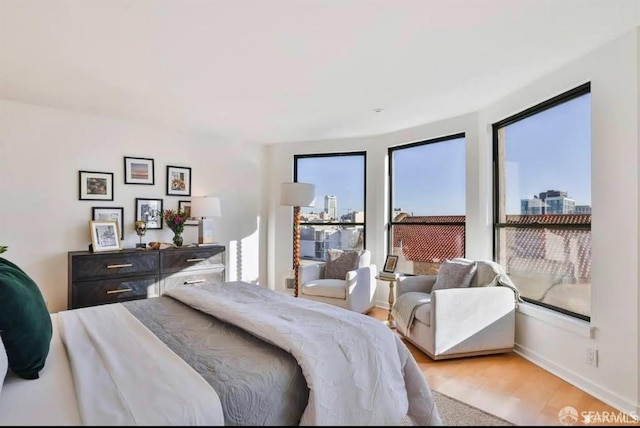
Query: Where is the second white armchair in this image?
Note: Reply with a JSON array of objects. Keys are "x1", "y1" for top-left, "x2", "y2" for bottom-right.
[{"x1": 392, "y1": 258, "x2": 519, "y2": 360}]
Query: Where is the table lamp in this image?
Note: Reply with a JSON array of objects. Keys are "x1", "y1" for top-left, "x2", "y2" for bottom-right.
[
  {"x1": 191, "y1": 196, "x2": 222, "y2": 245},
  {"x1": 280, "y1": 182, "x2": 316, "y2": 297}
]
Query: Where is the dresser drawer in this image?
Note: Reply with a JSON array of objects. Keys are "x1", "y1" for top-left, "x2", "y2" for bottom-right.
[
  {"x1": 161, "y1": 269, "x2": 225, "y2": 294},
  {"x1": 160, "y1": 247, "x2": 224, "y2": 273},
  {"x1": 72, "y1": 251, "x2": 159, "y2": 281},
  {"x1": 72, "y1": 275, "x2": 158, "y2": 308}
]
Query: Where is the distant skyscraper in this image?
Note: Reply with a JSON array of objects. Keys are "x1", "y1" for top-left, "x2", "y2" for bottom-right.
[
  {"x1": 325, "y1": 195, "x2": 337, "y2": 220},
  {"x1": 520, "y1": 190, "x2": 583, "y2": 214}
]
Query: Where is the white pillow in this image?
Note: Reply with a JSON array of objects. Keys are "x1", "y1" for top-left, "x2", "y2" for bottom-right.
[
  {"x1": 432, "y1": 259, "x2": 478, "y2": 291},
  {"x1": 0, "y1": 336, "x2": 7, "y2": 395}
]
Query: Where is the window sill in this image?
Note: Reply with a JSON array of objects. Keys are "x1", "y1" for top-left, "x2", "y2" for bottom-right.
[{"x1": 517, "y1": 302, "x2": 594, "y2": 338}]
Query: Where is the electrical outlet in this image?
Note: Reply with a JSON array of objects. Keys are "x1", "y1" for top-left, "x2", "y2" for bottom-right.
[{"x1": 586, "y1": 347, "x2": 598, "y2": 367}]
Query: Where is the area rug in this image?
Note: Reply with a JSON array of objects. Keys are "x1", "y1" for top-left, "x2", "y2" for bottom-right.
[{"x1": 401, "y1": 390, "x2": 515, "y2": 426}]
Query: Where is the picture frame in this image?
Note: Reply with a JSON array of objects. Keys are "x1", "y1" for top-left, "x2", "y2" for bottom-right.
[
  {"x1": 178, "y1": 200, "x2": 198, "y2": 226},
  {"x1": 135, "y1": 198, "x2": 164, "y2": 230},
  {"x1": 124, "y1": 157, "x2": 154, "y2": 185},
  {"x1": 166, "y1": 165, "x2": 192, "y2": 196},
  {"x1": 89, "y1": 220, "x2": 122, "y2": 252},
  {"x1": 79, "y1": 171, "x2": 114, "y2": 201},
  {"x1": 92, "y1": 206, "x2": 124, "y2": 240},
  {"x1": 383, "y1": 255, "x2": 399, "y2": 273}
]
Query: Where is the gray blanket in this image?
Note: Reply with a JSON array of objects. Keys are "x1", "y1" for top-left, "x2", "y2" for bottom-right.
[
  {"x1": 392, "y1": 291, "x2": 431, "y2": 335},
  {"x1": 123, "y1": 297, "x2": 308, "y2": 426}
]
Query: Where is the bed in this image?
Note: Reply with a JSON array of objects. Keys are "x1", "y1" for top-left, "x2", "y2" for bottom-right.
[{"x1": 0, "y1": 280, "x2": 442, "y2": 426}]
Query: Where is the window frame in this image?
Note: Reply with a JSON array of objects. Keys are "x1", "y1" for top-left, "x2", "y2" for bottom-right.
[
  {"x1": 492, "y1": 82, "x2": 592, "y2": 321},
  {"x1": 387, "y1": 133, "x2": 467, "y2": 269},
  {"x1": 293, "y1": 151, "x2": 367, "y2": 261}
]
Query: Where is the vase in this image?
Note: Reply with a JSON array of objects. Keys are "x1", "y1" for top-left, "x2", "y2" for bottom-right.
[{"x1": 173, "y1": 233, "x2": 183, "y2": 247}]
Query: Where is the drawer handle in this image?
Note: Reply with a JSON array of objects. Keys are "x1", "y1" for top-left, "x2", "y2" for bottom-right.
[
  {"x1": 184, "y1": 279, "x2": 206, "y2": 285},
  {"x1": 107, "y1": 263, "x2": 133, "y2": 269},
  {"x1": 106, "y1": 288, "x2": 132, "y2": 294},
  {"x1": 186, "y1": 258, "x2": 205, "y2": 263}
]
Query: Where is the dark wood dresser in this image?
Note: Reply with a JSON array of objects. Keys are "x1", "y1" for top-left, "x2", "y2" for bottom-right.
[{"x1": 68, "y1": 245, "x2": 226, "y2": 309}]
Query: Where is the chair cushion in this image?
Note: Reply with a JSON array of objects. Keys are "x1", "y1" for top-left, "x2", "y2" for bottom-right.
[
  {"x1": 413, "y1": 302, "x2": 432, "y2": 327},
  {"x1": 324, "y1": 249, "x2": 359, "y2": 279},
  {"x1": 0, "y1": 258, "x2": 52, "y2": 379},
  {"x1": 301, "y1": 279, "x2": 347, "y2": 299},
  {"x1": 432, "y1": 259, "x2": 478, "y2": 291}
]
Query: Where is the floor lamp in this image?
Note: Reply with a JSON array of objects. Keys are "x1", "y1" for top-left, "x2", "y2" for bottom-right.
[{"x1": 280, "y1": 182, "x2": 316, "y2": 297}]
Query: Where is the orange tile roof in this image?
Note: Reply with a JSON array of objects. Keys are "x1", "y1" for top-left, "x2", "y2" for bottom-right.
[
  {"x1": 393, "y1": 214, "x2": 591, "y2": 279},
  {"x1": 392, "y1": 221, "x2": 465, "y2": 262}
]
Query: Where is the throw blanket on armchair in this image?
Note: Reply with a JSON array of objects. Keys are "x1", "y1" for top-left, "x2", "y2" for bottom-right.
[
  {"x1": 165, "y1": 281, "x2": 442, "y2": 426},
  {"x1": 393, "y1": 291, "x2": 431, "y2": 335}
]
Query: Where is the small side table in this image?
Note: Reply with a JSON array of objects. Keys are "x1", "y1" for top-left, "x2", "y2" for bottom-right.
[{"x1": 376, "y1": 274, "x2": 403, "y2": 329}]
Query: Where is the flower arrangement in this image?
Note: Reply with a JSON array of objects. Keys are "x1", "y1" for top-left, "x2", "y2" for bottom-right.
[
  {"x1": 0, "y1": 245, "x2": 7, "y2": 255},
  {"x1": 163, "y1": 209, "x2": 187, "y2": 235}
]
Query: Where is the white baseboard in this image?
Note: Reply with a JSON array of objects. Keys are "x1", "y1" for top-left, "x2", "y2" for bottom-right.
[
  {"x1": 514, "y1": 343, "x2": 639, "y2": 417},
  {"x1": 376, "y1": 299, "x2": 390, "y2": 310}
]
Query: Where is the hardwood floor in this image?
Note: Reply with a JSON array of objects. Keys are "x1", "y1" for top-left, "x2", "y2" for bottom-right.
[{"x1": 367, "y1": 307, "x2": 637, "y2": 426}]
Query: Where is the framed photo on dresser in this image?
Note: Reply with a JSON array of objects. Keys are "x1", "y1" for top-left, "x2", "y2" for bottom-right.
[{"x1": 89, "y1": 220, "x2": 122, "y2": 252}]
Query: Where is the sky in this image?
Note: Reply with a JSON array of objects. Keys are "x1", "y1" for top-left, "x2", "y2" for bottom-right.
[{"x1": 295, "y1": 92, "x2": 591, "y2": 217}]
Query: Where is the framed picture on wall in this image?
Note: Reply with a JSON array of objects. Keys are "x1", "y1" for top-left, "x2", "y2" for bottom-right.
[
  {"x1": 135, "y1": 198, "x2": 163, "y2": 230},
  {"x1": 79, "y1": 171, "x2": 114, "y2": 201},
  {"x1": 124, "y1": 157, "x2": 154, "y2": 185},
  {"x1": 89, "y1": 220, "x2": 122, "y2": 252},
  {"x1": 92, "y1": 206, "x2": 124, "y2": 240},
  {"x1": 166, "y1": 165, "x2": 191, "y2": 196},
  {"x1": 178, "y1": 200, "x2": 198, "y2": 226}
]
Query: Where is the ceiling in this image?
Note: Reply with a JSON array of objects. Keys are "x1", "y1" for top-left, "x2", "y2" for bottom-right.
[{"x1": 1, "y1": 0, "x2": 639, "y2": 144}]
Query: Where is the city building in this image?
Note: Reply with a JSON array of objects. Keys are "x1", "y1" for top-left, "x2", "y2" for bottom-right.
[{"x1": 324, "y1": 195, "x2": 337, "y2": 220}]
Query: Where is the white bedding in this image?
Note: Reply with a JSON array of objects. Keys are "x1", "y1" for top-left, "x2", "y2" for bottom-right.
[
  {"x1": 57, "y1": 304, "x2": 224, "y2": 426},
  {"x1": 0, "y1": 306, "x2": 225, "y2": 426},
  {"x1": 165, "y1": 281, "x2": 442, "y2": 426},
  {"x1": 0, "y1": 314, "x2": 81, "y2": 426},
  {"x1": 0, "y1": 282, "x2": 442, "y2": 426}
]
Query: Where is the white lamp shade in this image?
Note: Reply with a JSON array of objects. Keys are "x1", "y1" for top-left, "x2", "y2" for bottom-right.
[
  {"x1": 280, "y1": 182, "x2": 316, "y2": 207},
  {"x1": 191, "y1": 196, "x2": 222, "y2": 218}
]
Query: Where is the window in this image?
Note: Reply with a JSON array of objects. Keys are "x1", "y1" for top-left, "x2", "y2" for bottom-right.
[
  {"x1": 388, "y1": 134, "x2": 466, "y2": 275},
  {"x1": 294, "y1": 152, "x2": 366, "y2": 261},
  {"x1": 493, "y1": 83, "x2": 591, "y2": 321}
]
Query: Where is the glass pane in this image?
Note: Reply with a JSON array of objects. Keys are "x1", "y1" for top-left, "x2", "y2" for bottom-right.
[
  {"x1": 390, "y1": 136, "x2": 466, "y2": 274},
  {"x1": 390, "y1": 223, "x2": 465, "y2": 275},
  {"x1": 296, "y1": 155, "x2": 365, "y2": 221},
  {"x1": 299, "y1": 225, "x2": 364, "y2": 262},
  {"x1": 502, "y1": 93, "x2": 591, "y2": 216},
  {"x1": 295, "y1": 154, "x2": 366, "y2": 261},
  {"x1": 498, "y1": 226, "x2": 591, "y2": 318},
  {"x1": 392, "y1": 137, "x2": 465, "y2": 216},
  {"x1": 496, "y1": 89, "x2": 592, "y2": 319}
]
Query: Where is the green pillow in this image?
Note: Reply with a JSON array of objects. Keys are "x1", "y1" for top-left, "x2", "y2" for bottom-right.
[{"x1": 0, "y1": 257, "x2": 52, "y2": 379}]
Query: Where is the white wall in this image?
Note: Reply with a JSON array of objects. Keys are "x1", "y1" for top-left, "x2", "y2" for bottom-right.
[
  {"x1": 0, "y1": 100, "x2": 265, "y2": 313},
  {"x1": 266, "y1": 29, "x2": 640, "y2": 415}
]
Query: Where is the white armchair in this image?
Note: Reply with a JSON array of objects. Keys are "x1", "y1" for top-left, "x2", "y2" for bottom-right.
[
  {"x1": 392, "y1": 258, "x2": 518, "y2": 360},
  {"x1": 298, "y1": 249, "x2": 377, "y2": 314}
]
